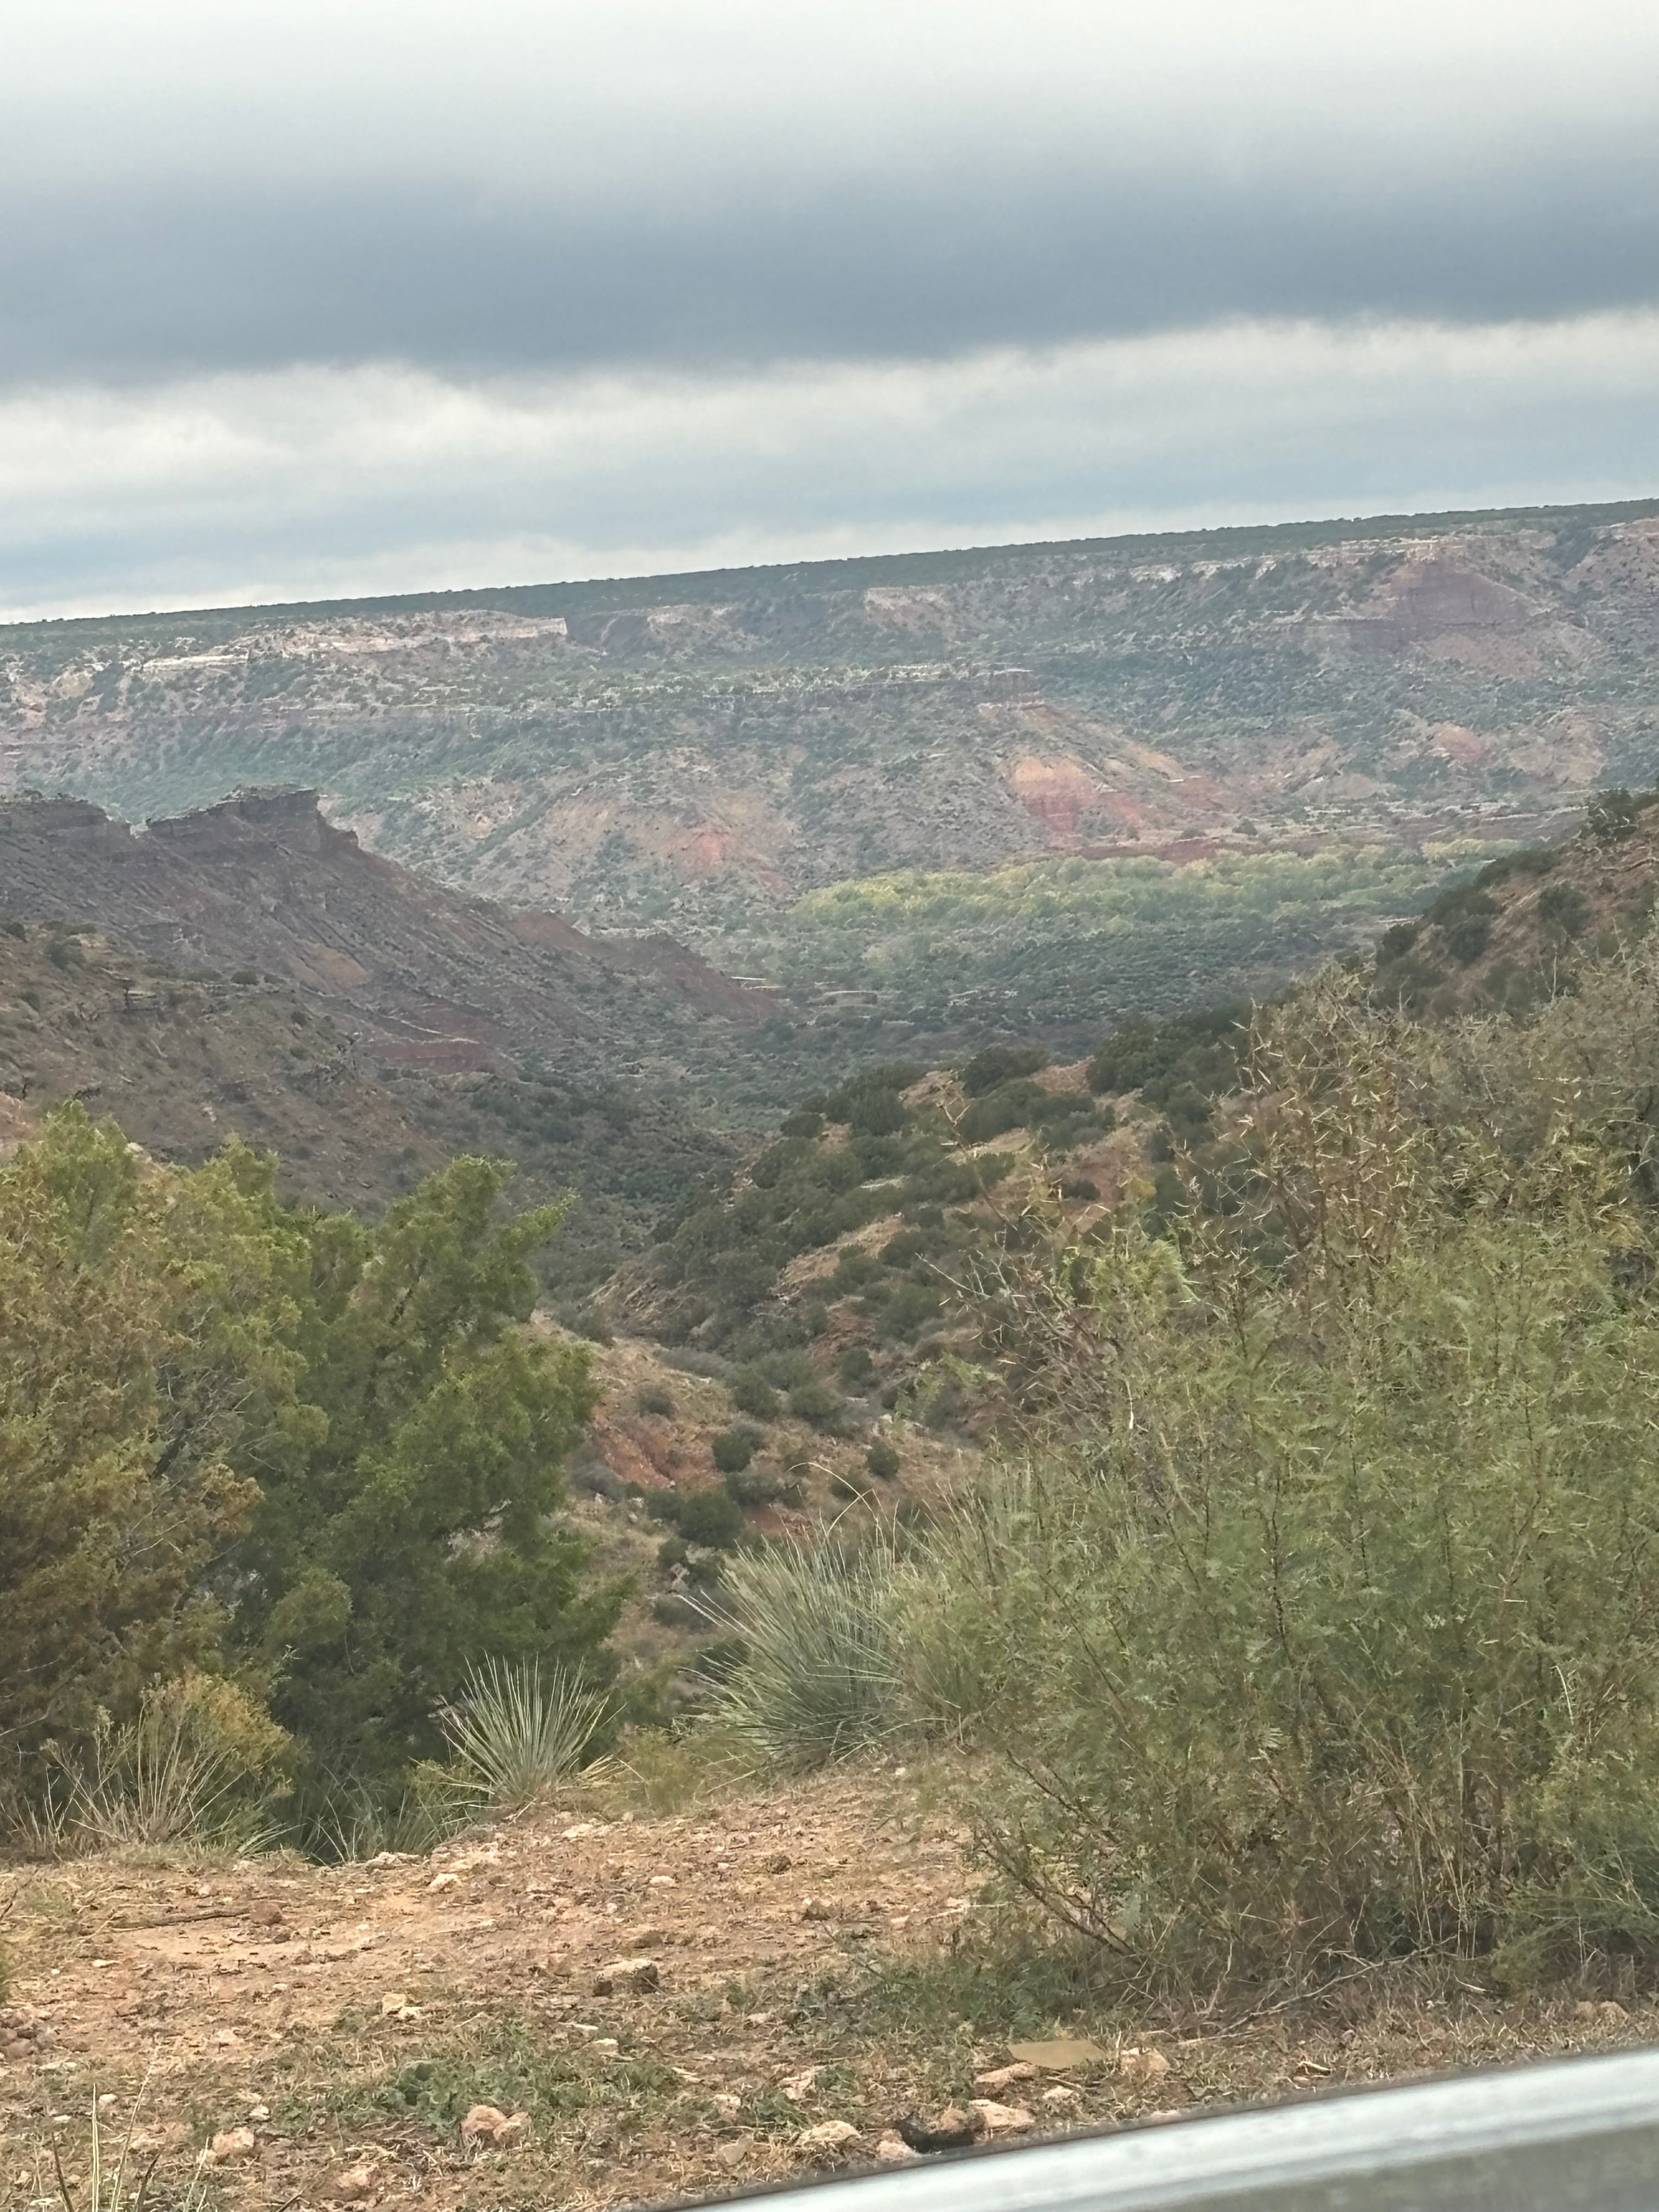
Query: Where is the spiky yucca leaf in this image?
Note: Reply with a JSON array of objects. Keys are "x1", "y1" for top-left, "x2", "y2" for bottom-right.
[
  {"x1": 438, "y1": 1660, "x2": 611, "y2": 1812},
  {"x1": 701, "y1": 1540, "x2": 909, "y2": 1770}
]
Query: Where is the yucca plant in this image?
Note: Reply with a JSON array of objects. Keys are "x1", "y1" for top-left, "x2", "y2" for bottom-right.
[
  {"x1": 437, "y1": 1659, "x2": 611, "y2": 1813},
  {"x1": 701, "y1": 1538, "x2": 910, "y2": 1770},
  {"x1": 58, "y1": 1689, "x2": 273, "y2": 1857}
]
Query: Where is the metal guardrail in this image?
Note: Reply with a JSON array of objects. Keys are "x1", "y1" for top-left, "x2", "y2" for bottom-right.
[{"x1": 697, "y1": 2046, "x2": 1659, "y2": 2212}]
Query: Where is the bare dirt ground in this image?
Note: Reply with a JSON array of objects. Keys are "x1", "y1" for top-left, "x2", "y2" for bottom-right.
[{"x1": 2, "y1": 1765, "x2": 1652, "y2": 2212}]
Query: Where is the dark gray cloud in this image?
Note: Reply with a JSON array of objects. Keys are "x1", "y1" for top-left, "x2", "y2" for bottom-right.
[
  {"x1": 5, "y1": 138, "x2": 1659, "y2": 384},
  {"x1": 4, "y1": 1, "x2": 1657, "y2": 618}
]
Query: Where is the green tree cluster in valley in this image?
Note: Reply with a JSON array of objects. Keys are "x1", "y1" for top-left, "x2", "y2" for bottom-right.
[{"x1": 0, "y1": 1107, "x2": 614, "y2": 1837}]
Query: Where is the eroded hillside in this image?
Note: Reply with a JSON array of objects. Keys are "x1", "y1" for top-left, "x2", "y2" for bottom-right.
[
  {"x1": 5, "y1": 501, "x2": 1655, "y2": 952},
  {"x1": 0, "y1": 789, "x2": 765, "y2": 1084},
  {"x1": 0, "y1": 914, "x2": 736, "y2": 1298},
  {"x1": 0, "y1": 794, "x2": 759, "y2": 1286}
]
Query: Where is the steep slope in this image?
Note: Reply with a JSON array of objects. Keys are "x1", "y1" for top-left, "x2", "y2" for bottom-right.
[
  {"x1": 0, "y1": 791, "x2": 768, "y2": 1285},
  {"x1": 1370, "y1": 791, "x2": 1659, "y2": 1017},
  {"x1": 0, "y1": 787, "x2": 768, "y2": 1087},
  {"x1": 0, "y1": 917, "x2": 735, "y2": 1290},
  {"x1": 619, "y1": 790, "x2": 1659, "y2": 1418},
  {"x1": 0, "y1": 916, "x2": 441, "y2": 1198},
  {"x1": 5, "y1": 498, "x2": 1654, "y2": 947}
]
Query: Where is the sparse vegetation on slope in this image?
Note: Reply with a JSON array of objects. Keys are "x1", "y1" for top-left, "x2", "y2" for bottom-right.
[
  {"x1": 0, "y1": 857, "x2": 737, "y2": 1295},
  {"x1": 690, "y1": 801, "x2": 1659, "y2": 2004}
]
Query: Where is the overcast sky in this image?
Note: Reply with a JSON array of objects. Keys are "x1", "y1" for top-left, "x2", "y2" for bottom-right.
[{"x1": 4, "y1": 0, "x2": 1658, "y2": 619}]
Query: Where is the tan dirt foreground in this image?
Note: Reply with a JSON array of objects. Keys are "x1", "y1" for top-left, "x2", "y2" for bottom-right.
[{"x1": 2, "y1": 1766, "x2": 1654, "y2": 2212}]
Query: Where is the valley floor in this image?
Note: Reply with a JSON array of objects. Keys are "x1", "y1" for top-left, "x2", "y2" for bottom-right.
[{"x1": 1, "y1": 1767, "x2": 1650, "y2": 2212}]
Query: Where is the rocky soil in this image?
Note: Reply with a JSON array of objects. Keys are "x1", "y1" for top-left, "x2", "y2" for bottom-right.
[{"x1": 2, "y1": 1767, "x2": 1652, "y2": 2212}]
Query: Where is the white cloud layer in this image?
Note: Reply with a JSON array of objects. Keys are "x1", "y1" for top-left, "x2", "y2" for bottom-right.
[
  {"x1": 3, "y1": 2, "x2": 1657, "y2": 610},
  {"x1": 10, "y1": 1, "x2": 1658, "y2": 180},
  {"x1": 5, "y1": 311, "x2": 1656, "y2": 620}
]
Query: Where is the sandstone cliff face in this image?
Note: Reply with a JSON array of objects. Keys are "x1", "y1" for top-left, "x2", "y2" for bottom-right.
[{"x1": 2, "y1": 499, "x2": 1655, "y2": 938}]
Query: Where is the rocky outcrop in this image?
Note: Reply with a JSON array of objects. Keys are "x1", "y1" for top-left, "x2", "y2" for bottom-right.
[{"x1": 0, "y1": 788, "x2": 768, "y2": 1081}]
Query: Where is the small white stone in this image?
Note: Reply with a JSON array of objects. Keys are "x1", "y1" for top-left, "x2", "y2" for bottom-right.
[{"x1": 800, "y1": 2119, "x2": 863, "y2": 2153}]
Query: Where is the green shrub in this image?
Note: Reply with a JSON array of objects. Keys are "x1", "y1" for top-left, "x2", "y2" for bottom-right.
[
  {"x1": 635, "y1": 1383, "x2": 676, "y2": 1417},
  {"x1": 0, "y1": 1108, "x2": 614, "y2": 1827},
  {"x1": 829, "y1": 1246, "x2": 882, "y2": 1295},
  {"x1": 917, "y1": 981, "x2": 1659, "y2": 1995},
  {"x1": 1086, "y1": 1004, "x2": 1246, "y2": 1101},
  {"x1": 652, "y1": 1592, "x2": 703, "y2": 1629},
  {"x1": 847, "y1": 1087, "x2": 905, "y2": 1136},
  {"x1": 838, "y1": 1342, "x2": 877, "y2": 1387},
  {"x1": 959, "y1": 1078, "x2": 1048, "y2": 1143},
  {"x1": 880, "y1": 1229, "x2": 928, "y2": 1267},
  {"x1": 756, "y1": 1347, "x2": 817, "y2": 1390},
  {"x1": 787, "y1": 1378, "x2": 844, "y2": 1431},
  {"x1": 1476, "y1": 847, "x2": 1558, "y2": 887},
  {"x1": 747, "y1": 1136, "x2": 815, "y2": 1191},
  {"x1": 1538, "y1": 882, "x2": 1590, "y2": 939},
  {"x1": 710, "y1": 1248, "x2": 777, "y2": 1311},
  {"x1": 866, "y1": 1438, "x2": 901, "y2": 1480},
  {"x1": 1159, "y1": 1080, "x2": 1213, "y2": 1144},
  {"x1": 961, "y1": 1045, "x2": 1048, "y2": 1096},
  {"x1": 1444, "y1": 913, "x2": 1493, "y2": 963},
  {"x1": 0, "y1": 1110, "x2": 272, "y2": 1769},
  {"x1": 878, "y1": 1281, "x2": 942, "y2": 1340},
  {"x1": 724, "y1": 1464, "x2": 798, "y2": 1508},
  {"x1": 1588, "y1": 787, "x2": 1642, "y2": 843},
  {"x1": 651, "y1": 1485, "x2": 746, "y2": 1549},
  {"x1": 822, "y1": 1064, "x2": 924, "y2": 1134},
  {"x1": 729, "y1": 1368, "x2": 779, "y2": 1419},
  {"x1": 710, "y1": 1425, "x2": 760, "y2": 1475},
  {"x1": 1424, "y1": 882, "x2": 1499, "y2": 928}
]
